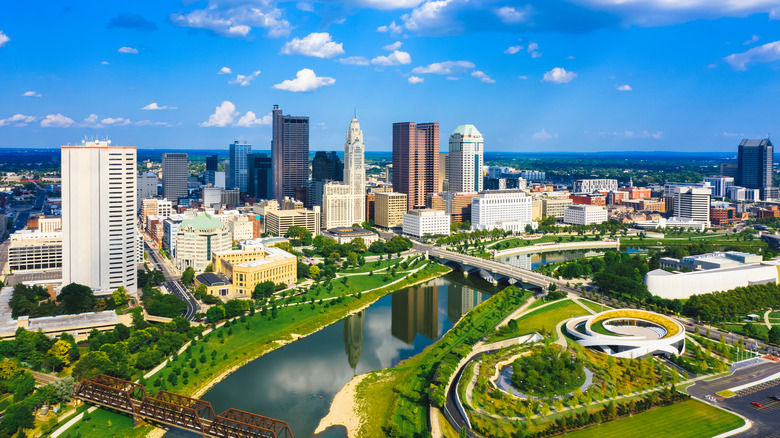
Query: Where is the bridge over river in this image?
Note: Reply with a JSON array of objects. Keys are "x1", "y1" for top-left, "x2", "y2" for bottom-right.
[{"x1": 74, "y1": 374, "x2": 293, "y2": 438}]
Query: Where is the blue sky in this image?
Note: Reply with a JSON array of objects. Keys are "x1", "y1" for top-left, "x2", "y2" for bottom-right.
[{"x1": 1, "y1": 1, "x2": 780, "y2": 152}]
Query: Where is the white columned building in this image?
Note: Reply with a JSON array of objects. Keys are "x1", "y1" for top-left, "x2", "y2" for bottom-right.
[
  {"x1": 62, "y1": 140, "x2": 138, "y2": 292},
  {"x1": 471, "y1": 190, "x2": 536, "y2": 232},
  {"x1": 322, "y1": 117, "x2": 366, "y2": 229},
  {"x1": 448, "y1": 124, "x2": 484, "y2": 193}
]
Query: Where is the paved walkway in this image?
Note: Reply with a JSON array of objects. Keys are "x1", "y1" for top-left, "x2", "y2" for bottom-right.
[{"x1": 765, "y1": 308, "x2": 773, "y2": 329}]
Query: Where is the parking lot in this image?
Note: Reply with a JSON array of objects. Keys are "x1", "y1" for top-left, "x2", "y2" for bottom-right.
[
  {"x1": 5, "y1": 270, "x2": 62, "y2": 286},
  {"x1": 688, "y1": 362, "x2": 780, "y2": 437}
]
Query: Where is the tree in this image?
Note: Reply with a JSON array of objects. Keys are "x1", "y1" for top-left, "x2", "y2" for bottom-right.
[
  {"x1": 253, "y1": 281, "x2": 275, "y2": 299},
  {"x1": 57, "y1": 283, "x2": 96, "y2": 314},
  {"x1": 769, "y1": 326, "x2": 780, "y2": 344},
  {"x1": 350, "y1": 237, "x2": 367, "y2": 253},
  {"x1": 181, "y1": 267, "x2": 195, "y2": 285},
  {"x1": 207, "y1": 306, "x2": 225, "y2": 322},
  {"x1": 111, "y1": 286, "x2": 130, "y2": 307},
  {"x1": 0, "y1": 403, "x2": 34, "y2": 434},
  {"x1": 48, "y1": 377, "x2": 75, "y2": 404},
  {"x1": 309, "y1": 265, "x2": 321, "y2": 279},
  {"x1": 347, "y1": 252, "x2": 359, "y2": 267}
]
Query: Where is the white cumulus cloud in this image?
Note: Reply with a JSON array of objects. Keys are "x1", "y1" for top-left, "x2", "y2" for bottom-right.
[
  {"x1": 135, "y1": 120, "x2": 173, "y2": 127},
  {"x1": 348, "y1": 0, "x2": 422, "y2": 10},
  {"x1": 22, "y1": 91, "x2": 41, "y2": 98},
  {"x1": 724, "y1": 41, "x2": 780, "y2": 70},
  {"x1": 169, "y1": 4, "x2": 291, "y2": 38},
  {"x1": 201, "y1": 101, "x2": 238, "y2": 127},
  {"x1": 504, "y1": 45, "x2": 523, "y2": 54},
  {"x1": 101, "y1": 117, "x2": 131, "y2": 126},
  {"x1": 527, "y1": 42, "x2": 541, "y2": 58},
  {"x1": 408, "y1": 76, "x2": 424, "y2": 84},
  {"x1": 118, "y1": 46, "x2": 139, "y2": 54},
  {"x1": 411, "y1": 60, "x2": 474, "y2": 74},
  {"x1": 371, "y1": 50, "x2": 411, "y2": 66},
  {"x1": 383, "y1": 41, "x2": 403, "y2": 51},
  {"x1": 142, "y1": 102, "x2": 177, "y2": 110},
  {"x1": 471, "y1": 70, "x2": 495, "y2": 83},
  {"x1": 236, "y1": 111, "x2": 272, "y2": 127},
  {"x1": 744, "y1": 35, "x2": 760, "y2": 45},
  {"x1": 273, "y1": 69, "x2": 335, "y2": 92},
  {"x1": 0, "y1": 31, "x2": 9, "y2": 48},
  {"x1": 542, "y1": 67, "x2": 576, "y2": 84},
  {"x1": 0, "y1": 114, "x2": 36, "y2": 127},
  {"x1": 218, "y1": 66, "x2": 232, "y2": 75},
  {"x1": 496, "y1": 6, "x2": 529, "y2": 23},
  {"x1": 83, "y1": 114, "x2": 99, "y2": 125},
  {"x1": 532, "y1": 129, "x2": 557, "y2": 141},
  {"x1": 616, "y1": 84, "x2": 632, "y2": 91},
  {"x1": 228, "y1": 70, "x2": 261, "y2": 86},
  {"x1": 281, "y1": 32, "x2": 344, "y2": 58},
  {"x1": 41, "y1": 114, "x2": 76, "y2": 128},
  {"x1": 337, "y1": 56, "x2": 370, "y2": 65},
  {"x1": 377, "y1": 21, "x2": 403, "y2": 34}
]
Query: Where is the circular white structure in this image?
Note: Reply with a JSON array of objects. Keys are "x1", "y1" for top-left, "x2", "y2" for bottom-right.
[{"x1": 565, "y1": 309, "x2": 685, "y2": 358}]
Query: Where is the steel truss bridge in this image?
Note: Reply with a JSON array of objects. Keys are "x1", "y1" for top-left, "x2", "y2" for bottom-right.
[{"x1": 74, "y1": 375, "x2": 293, "y2": 438}]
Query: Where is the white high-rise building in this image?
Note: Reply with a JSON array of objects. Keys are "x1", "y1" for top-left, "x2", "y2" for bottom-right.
[
  {"x1": 448, "y1": 125, "x2": 484, "y2": 193},
  {"x1": 62, "y1": 140, "x2": 137, "y2": 292},
  {"x1": 137, "y1": 171, "x2": 158, "y2": 210},
  {"x1": 573, "y1": 179, "x2": 618, "y2": 194},
  {"x1": 674, "y1": 186, "x2": 711, "y2": 226},
  {"x1": 322, "y1": 117, "x2": 366, "y2": 229},
  {"x1": 704, "y1": 176, "x2": 734, "y2": 199},
  {"x1": 471, "y1": 190, "x2": 536, "y2": 233}
]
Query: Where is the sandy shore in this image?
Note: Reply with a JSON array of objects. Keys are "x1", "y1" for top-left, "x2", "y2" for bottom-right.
[{"x1": 315, "y1": 373, "x2": 367, "y2": 438}]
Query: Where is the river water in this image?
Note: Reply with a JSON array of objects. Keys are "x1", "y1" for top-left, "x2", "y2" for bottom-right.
[
  {"x1": 164, "y1": 272, "x2": 499, "y2": 438},
  {"x1": 164, "y1": 250, "x2": 604, "y2": 438}
]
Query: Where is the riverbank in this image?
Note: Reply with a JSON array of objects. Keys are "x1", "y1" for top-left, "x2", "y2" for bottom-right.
[
  {"x1": 493, "y1": 240, "x2": 620, "y2": 258},
  {"x1": 314, "y1": 373, "x2": 367, "y2": 438}
]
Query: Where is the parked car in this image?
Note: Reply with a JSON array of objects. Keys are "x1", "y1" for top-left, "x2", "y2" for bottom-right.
[
  {"x1": 751, "y1": 402, "x2": 763, "y2": 407},
  {"x1": 770, "y1": 396, "x2": 780, "y2": 401}
]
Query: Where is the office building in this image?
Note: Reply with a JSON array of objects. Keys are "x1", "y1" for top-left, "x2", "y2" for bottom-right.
[
  {"x1": 312, "y1": 151, "x2": 343, "y2": 182},
  {"x1": 137, "y1": 171, "x2": 158, "y2": 210},
  {"x1": 265, "y1": 206, "x2": 321, "y2": 236},
  {"x1": 202, "y1": 187, "x2": 222, "y2": 208},
  {"x1": 673, "y1": 186, "x2": 711, "y2": 226},
  {"x1": 720, "y1": 162, "x2": 739, "y2": 179},
  {"x1": 710, "y1": 204, "x2": 740, "y2": 225},
  {"x1": 471, "y1": 191, "x2": 535, "y2": 232},
  {"x1": 703, "y1": 176, "x2": 734, "y2": 199},
  {"x1": 570, "y1": 194, "x2": 606, "y2": 206},
  {"x1": 163, "y1": 214, "x2": 189, "y2": 258},
  {"x1": 229, "y1": 216, "x2": 254, "y2": 242},
  {"x1": 366, "y1": 193, "x2": 376, "y2": 223},
  {"x1": 141, "y1": 198, "x2": 173, "y2": 225},
  {"x1": 438, "y1": 153, "x2": 449, "y2": 192},
  {"x1": 448, "y1": 124, "x2": 483, "y2": 193},
  {"x1": 727, "y1": 186, "x2": 760, "y2": 202},
  {"x1": 646, "y1": 263, "x2": 779, "y2": 300},
  {"x1": 393, "y1": 122, "x2": 439, "y2": 210},
  {"x1": 573, "y1": 179, "x2": 618, "y2": 194},
  {"x1": 563, "y1": 205, "x2": 608, "y2": 225},
  {"x1": 541, "y1": 197, "x2": 573, "y2": 219},
  {"x1": 428, "y1": 192, "x2": 478, "y2": 224},
  {"x1": 247, "y1": 153, "x2": 273, "y2": 200},
  {"x1": 175, "y1": 212, "x2": 231, "y2": 272},
  {"x1": 322, "y1": 117, "x2": 366, "y2": 229},
  {"x1": 228, "y1": 141, "x2": 251, "y2": 192},
  {"x1": 520, "y1": 170, "x2": 545, "y2": 181},
  {"x1": 403, "y1": 209, "x2": 450, "y2": 238},
  {"x1": 206, "y1": 154, "x2": 219, "y2": 172},
  {"x1": 205, "y1": 171, "x2": 225, "y2": 189},
  {"x1": 221, "y1": 188, "x2": 240, "y2": 207},
  {"x1": 62, "y1": 140, "x2": 137, "y2": 291},
  {"x1": 375, "y1": 192, "x2": 407, "y2": 228},
  {"x1": 8, "y1": 230, "x2": 62, "y2": 273},
  {"x1": 162, "y1": 153, "x2": 188, "y2": 203},
  {"x1": 272, "y1": 105, "x2": 309, "y2": 202},
  {"x1": 737, "y1": 138, "x2": 773, "y2": 199}
]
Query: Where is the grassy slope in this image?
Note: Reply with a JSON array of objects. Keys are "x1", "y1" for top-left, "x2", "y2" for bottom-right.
[
  {"x1": 58, "y1": 408, "x2": 153, "y2": 438},
  {"x1": 560, "y1": 399, "x2": 743, "y2": 438},
  {"x1": 579, "y1": 299, "x2": 611, "y2": 314},
  {"x1": 489, "y1": 299, "x2": 590, "y2": 343}
]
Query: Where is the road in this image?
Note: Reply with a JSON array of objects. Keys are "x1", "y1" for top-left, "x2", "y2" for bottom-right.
[
  {"x1": 144, "y1": 240, "x2": 199, "y2": 321},
  {"x1": 12, "y1": 189, "x2": 46, "y2": 230}
]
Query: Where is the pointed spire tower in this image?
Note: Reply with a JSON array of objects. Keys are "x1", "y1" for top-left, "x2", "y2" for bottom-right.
[{"x1": 344, "y1": 117, "x2": 366, "y2": 223}]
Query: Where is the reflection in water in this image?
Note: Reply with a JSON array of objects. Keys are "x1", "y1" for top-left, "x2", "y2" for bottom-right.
[
  {"x1": 343, "y1": 311, "x2": 364, "y2": 371},
  {"x1": 391, "y1": 285, "x2": 438, "y2": 343},
  {"x1": 447, "y1": 283, "x2": 484, "y2": 322},
  {"x1": 497, "y1": 250, "x2": 606, "y2": 271}
]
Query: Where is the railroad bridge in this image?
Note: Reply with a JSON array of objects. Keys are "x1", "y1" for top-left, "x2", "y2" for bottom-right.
[{"x1": 74, "y1": 375, "x2": 293, "y2": 438}]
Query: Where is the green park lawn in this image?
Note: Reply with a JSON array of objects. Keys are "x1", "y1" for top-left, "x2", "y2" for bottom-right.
[
  {"x1": 59, "y1": 408, "x2": 153, "y2": 438},
  {"x1": 560, "y1": 399, "x2": 744, "y2": 438},
  {"x1": 579, "y1": 299, "x2": 611, "y2": 314},
  {"x1": 489, "y1": 299, "x2": 590, "y2": 342}
]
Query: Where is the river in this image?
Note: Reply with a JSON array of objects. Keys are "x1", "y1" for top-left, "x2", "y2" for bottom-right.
[{"x1": 163, "y1": 272, "x2": 500, "y2": 438}]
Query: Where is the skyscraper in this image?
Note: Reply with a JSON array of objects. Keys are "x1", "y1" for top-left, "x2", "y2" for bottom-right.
[
  {"x1": 272, "y1": 105, "x2": 309, "y2": 202},
  {"x1": 247, "y1": 153, "x2": 273, "y2": 200},
  {"x1": 206, "y1": 154, "x2": 219, "y2": 172},
  {"x1": 322, "y1": 117, "x2": 366, "y2": 228},
  {"x1": 737, "y1": 138, "x2": 773, "y2": 199},
  {"x1": 392, "y1": 122, "x2": 439, "y2": 210},
  {"x1": 162, "y1": 152, "x2": 188, "y2": 203},
  {"x1": 312, "y1": 151, "x2": 343, "y2": 181},
  {"x1": 62, "y1": 140, "x2": 137, "y2": 291},
  {"x1": 448, "y1": 124, "x2": 483, "y2": 193},
  {"x1": 228, "y1": 141, "x2": 251, "y2": 192}
]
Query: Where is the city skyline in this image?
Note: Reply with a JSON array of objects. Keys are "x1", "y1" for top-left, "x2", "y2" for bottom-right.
[{"x1": 1, "y1": 2, "x2": 780, "y2": 152}]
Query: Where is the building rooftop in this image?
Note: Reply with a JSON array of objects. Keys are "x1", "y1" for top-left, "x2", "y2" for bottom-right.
[
  {"x1": 237, "y1": 247, "x2": 296, "y2": 268},
  {"x1": 326, "y1": 227, "x2": 374, "y2": 236},
  {"x1": 179, "y1": 212, "x2": 225, "y2": 230},
  {"x1": 739, "y1": 138, "x2": 772, "y2": 147},
  {"x1": 451, "y1": 124, "x2": 482, "y2": 138},
  {"x1": 195, "y1": 272, "x2": 230, "y2": 287}
]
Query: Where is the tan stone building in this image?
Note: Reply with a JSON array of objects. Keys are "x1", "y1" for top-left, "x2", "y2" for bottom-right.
[
  {"x1": 265, "y1": 206, "x2": 321, "y2": 236},
  {"x1": 201, "y1": 246, "x2": 297, "y2": 299},
  {"x1": 375, "y1": 192, "x2": 408, "y2": 228},
  {"x1": 541, "y1": 197, "x2": 574, "y2": 219}
]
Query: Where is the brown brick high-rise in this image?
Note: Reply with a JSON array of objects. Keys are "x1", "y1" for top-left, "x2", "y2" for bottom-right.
[{"x1": 392, "y1": 122, "x2": 439, "y2": 211}]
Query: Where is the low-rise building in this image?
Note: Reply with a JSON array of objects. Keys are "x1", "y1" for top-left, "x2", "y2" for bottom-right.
[
  {"x1": 659, "y1": 251, "x2": 761, "y2": 271},
  {"x1": 321, "y1": 227, "x2": 379, "y2": 246},
  {"x1": 646, "y1": 262, "x2": 780, "y2": 299},
  {"x1": 471, "y1": 190, "x2": 536, "y2": 232},
  {"x1": 570, "y1": 194, "x2": 606, "y2": 206},
  {"x1": 541, "y1": 197, "x2": 573, "y2": 219},
  {"x1": 728, "y1": 186, "x2": 760, "y2": 202},
  {"x1": 403, "y1": 209, "x2": 450, "y2": 238},
  {"x1": 8, "y1": 230, "x2": 62, "y2": 272},
  {"x1": 711, "y1": 204, "x2": 740, "y2": 225},
  {"x1": 265, "y1": 206, "x2": 321, "y2": 236},
  {"x1": 563, "y1": 205, "x2": 608, "y2": 225},
  {"x1": 201, "y1": 246, "x2": 297, "y2": 299},
  {"x1": 229, "y1": 216, "x2": 254, "y2": 242},
  {"x1": 141, "y1": 198, "x2": 172, "y2": 225}
]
